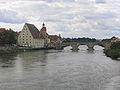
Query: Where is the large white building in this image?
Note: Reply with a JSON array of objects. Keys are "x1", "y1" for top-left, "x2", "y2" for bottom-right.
[{"x1": 17, "y1": 23, "x2": 50, "y2": 48}]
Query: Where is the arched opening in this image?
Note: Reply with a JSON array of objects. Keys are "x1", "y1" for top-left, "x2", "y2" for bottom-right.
[
  {"x1": 78, "y1": 45, "x2": 88, "y2": 50},
  {"x1": 64, "y1": 46, "x2": 72, "y2": 51},
  {"x1": 94, "y1": 45, "x2": 104, "y2": 50}
]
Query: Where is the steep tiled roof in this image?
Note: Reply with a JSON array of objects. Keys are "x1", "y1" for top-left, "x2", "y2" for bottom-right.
[{"x1": 25, "y1": 23, "x2": 40, "y2": 39}]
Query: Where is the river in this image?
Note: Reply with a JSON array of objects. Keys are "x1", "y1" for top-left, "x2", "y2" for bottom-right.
[{"x1": 0, "y1": 45, "x2": 120, "y2": 90}]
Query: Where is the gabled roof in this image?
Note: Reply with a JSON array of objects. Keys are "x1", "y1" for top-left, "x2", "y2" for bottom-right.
[
  {"x1": 40, "y1": 27, "x2": 47, "y2": 33},
  {"x1": 25, "y1": 23, "x2": 40, "y2": 39}
]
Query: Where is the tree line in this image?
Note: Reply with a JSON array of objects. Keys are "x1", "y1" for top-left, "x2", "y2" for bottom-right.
[
  {"x1": 105, "y1": 42, "x2": 120, "y2": 59},
  {"x1": 0, "y1": 28, "x2": 17, "y2": 45},
  {"x1": 63, "y1": 37, "x2": 99, "y2": 43}
]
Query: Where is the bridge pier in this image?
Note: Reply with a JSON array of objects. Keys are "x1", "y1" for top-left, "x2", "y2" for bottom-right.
[
  {"x1": 86, "y1": 43, "x2": 95, "y2": 51},
  {"x1": 71, "y1": 43, "x2": 79, "y2": 51},
  {"x1": 54, "y1": 41, "x2": 63, "y2": 50}
]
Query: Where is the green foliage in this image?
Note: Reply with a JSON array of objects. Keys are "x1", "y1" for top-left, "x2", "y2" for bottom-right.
[
  {"x1": 63, "y1": 37, "x2": 98, "y2": 43},
  {"x1": 0, "y1": 29, "x2": 17, "y2": 45},
  {"x1": 110, "y1": 42, "x2": 120, "y2": 49},
  {"x1": 105, "y1": 42, "x2": 120, "y2": 59},
  {"x1": 105, "y1": 49, "x2": 120, "y2": 59},
  {"x1": 102, "y1": 39, "x2": 111, "y2": 42},
  {"x1": 0, "y1": 49, "x2": 24, "y2": 54}
]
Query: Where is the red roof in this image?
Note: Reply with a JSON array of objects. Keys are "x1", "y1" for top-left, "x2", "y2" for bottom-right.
[
  {"x1": 39, "y1": 26, "x2": 47, "y2": 39},
  {"x1": 49, "y1": 35, "x2": 61, "y2": 41},
  {"x1": 0, "y1": 28, "x2": 5, "y2": 33},
  {"x1": 40, "y1": 27, "x2": 46, "y2": 33}
]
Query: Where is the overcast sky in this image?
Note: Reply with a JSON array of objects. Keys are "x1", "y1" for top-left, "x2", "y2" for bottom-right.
[{"x1": 0, "y1": 0, "x2": 120, "y2": 38}]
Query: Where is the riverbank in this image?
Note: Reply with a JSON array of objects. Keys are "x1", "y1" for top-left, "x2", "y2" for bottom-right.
[
  {"x1": 104, "y1": 49, "x2": 120, "y2": 60},
  {"x1": 0, "y1": 46, "x2": 55, "y2": 54},
  {"x1": 104, "y1": 42, "x2": 120, "y2": 60},
  {"x1": 0, "y1": 48, "x2": 24, "y2": 54}
]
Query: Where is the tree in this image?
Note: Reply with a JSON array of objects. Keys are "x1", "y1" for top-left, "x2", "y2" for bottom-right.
[
  {"x1": 0, "y1": 28, "x2": 17, "y2": 45},
  {"x1": 110, "y1": 42, "x2": 120, "y2": 49}
]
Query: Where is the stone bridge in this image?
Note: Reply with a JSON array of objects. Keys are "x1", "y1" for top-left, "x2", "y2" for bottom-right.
[
  {"x1": 53, "y1": 41, "x2": 112, "y2": 51},
  {"x1": 62, "y1": 42, "x2": 99, "y2": 50}
]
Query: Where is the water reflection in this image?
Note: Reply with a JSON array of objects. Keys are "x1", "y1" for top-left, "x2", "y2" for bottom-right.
[
  {"x1": 87, "y1": 50, "x2": 94, "y2": 54},
  {"x1": 0, "y1": 53, "x2": 17, "y2": 68},
  {"x1": 18, "y1": 50, "x2": 47, "y2": 68}
]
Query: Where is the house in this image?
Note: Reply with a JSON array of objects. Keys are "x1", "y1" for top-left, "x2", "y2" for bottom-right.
[
  {"x1": 17, "y1": 23, "x2": 50, "y2": 48},
  {"x1": 0, "y1": 28, "x2": 5, "y2": 33},
  {"x1": 111, "y1": 36, "x2": 120, "y2": 42},
  {"x1": 49, "y1": 35, "x2": 61, "y2": 43}
]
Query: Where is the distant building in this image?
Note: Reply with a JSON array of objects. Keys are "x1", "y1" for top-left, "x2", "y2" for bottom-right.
[
  {"x1": 49, "y1": 35, "x2": 61, "y2": 43},
  {"x1": 0, "y1": 28, "x2": 6, "y2": 33},
  {"x1": 17, "y1": 23, "x2": 50, "y2": 48},
  {"x1": 111, "y1": 36, "x2": 120, "y2": 42}
]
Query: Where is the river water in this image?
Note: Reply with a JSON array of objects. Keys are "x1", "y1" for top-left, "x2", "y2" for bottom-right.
[{"x1": 0, "y1": 45, "x2": 120, "y2": 90}]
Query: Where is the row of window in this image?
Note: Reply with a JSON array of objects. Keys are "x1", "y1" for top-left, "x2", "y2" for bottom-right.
[
  {"x1": 19, "y1": 41, "x2": 31, "y2": 44},
  {"x1": 19, "y1": 36, "x2": 31, "y2": 38},
  {"x1": 19, "y1": 41, "x2": 43, "y2": 46},
  {"x1": 19, "y1": 39, "x2": 31, "y2": 41}
]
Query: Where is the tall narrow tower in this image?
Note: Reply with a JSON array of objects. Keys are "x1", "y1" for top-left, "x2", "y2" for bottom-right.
[{"x1": 42, "y1": 23, "x2": 45, "y2": 27}]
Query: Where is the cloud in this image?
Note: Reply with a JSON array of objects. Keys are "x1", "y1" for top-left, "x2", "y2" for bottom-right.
[
  {"x1": 0, "y1": 0, "x2": 120, "y2": 38},
  {"x1": 95, "y1": 0, "x2": 106, "y2": 4},
  {"x1": 0, "y1": 9, "x2": 27, "y2": 24}
]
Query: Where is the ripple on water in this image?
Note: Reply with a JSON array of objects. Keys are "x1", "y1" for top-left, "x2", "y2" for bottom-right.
[{"x1": 104, "y1": 76, "x2": 120, "y2": 90}]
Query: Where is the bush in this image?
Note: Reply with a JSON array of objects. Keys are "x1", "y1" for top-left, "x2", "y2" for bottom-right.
[
  {"x1": 0, "y1": 29, "x2": 17, "y2": 45},
  {"x1": 105, "y1": 49, "x2": 120, "y2": 59},
  {"x1": 110, "y1": 42, "x2": 120, "y2": 49}
]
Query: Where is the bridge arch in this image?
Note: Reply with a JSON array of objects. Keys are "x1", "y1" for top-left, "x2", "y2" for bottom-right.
[
  {"x1": 54, "y1": 41, "x2": 111, "y2": 51},
  {"x1": 61, "y1": 42, "x2": 96, "y2": 51}
]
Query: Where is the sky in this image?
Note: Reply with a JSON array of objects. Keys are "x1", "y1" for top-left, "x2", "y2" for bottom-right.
[{"x1": 0, "y1": 0, "x2": 120, "y2": 39}]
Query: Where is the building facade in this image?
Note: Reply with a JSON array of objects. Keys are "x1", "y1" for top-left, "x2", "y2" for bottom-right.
[{"x1": 17, "y1": 23, "x2": 50, "y2": 48}]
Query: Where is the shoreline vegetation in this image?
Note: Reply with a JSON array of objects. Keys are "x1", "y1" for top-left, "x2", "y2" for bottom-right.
[
  {"x1": 0, "y1": 48, "x2": 24, "y2": 54},
  {"x1": 104, "y1": 42, "x2": 120, "y2": 60},
  {"x1": 0, "y1": 46, "x2": 55, "y2": 54},
  {"x1": 0, "y1": 43, "x2": 120, "y2": 61}
]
